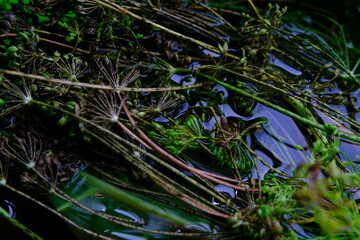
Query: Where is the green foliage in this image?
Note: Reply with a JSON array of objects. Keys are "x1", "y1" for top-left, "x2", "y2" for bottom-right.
[
  {"x1": 0, "y1": 0, "x2": 359, "y2": 239},
  {"x1": 148, "y1": 115, "x2": 204, "y2": 156},
  {"x1": 0, "y1": 0, "x2": 33, "y2": 9}
]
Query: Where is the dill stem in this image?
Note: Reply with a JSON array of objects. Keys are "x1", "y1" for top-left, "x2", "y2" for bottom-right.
[{"x1": 198, "y1": 73, "x2": 360, "y2": 143}]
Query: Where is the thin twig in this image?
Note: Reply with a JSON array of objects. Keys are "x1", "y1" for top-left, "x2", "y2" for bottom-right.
[
  {"x1": 122, "y1": 103, "x2": 259, "y2": 192},
  {"x1": 92, "y1": 0, "x2": 240, "y2": 60},
  {"x1": 0, "y1": 70, "x2": 204, "y2": 92}
]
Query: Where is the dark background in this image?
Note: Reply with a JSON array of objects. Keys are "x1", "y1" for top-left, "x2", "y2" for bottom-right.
[{"x1": 0, "y1": 0, "x2": 359, "y2": 239}]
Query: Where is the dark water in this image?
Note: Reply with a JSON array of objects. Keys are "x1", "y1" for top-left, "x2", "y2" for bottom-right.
[
  {"x1": 1, "y1": 0, "x2": 359, "y2": 239},
  {"x1": 0, "y1": 187, "x2": 77, "y2": 240}
]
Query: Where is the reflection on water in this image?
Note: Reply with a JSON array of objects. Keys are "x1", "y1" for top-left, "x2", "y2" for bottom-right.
[
  {"x1": 106, "y1": 231, "x2": 148, "y2": 240},
  {"x1": 215, "y1": 184, "x2": 236, "y2": 198},
  {"x1": 50, "y1": 172, "x2": 221, "y2": 240},
  {"x1": 114, "y1": 209, "x2": 144, "y2": 224},
  {"x1": 271, "y1": 55, "x2": 302, "y2": 76},
  {"x1": 253, "y1": 105, "x2": 311, "y2": 176},
  {"x1": 44, "y1": 3, "x2": 360, "y2": 239},
  {"x1": 1, "y1": 200, "x2": 17, "y2": 218}
]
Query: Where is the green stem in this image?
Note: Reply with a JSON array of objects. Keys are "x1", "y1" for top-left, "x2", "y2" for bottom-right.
[
  {"x1": 198, "y1": 73, "x2": 360, "y2": 143},
  {"x1": 0, "y1": 70, "x2": 203, "y2": 92},
  {"x1": 80, "y1": 171, "x2": 195, "y2": 226},
  {"x1": 273, "y1": 27, "x2": 360, "y2": 85},
  {"x1": 29, "y1": 100, "x2": 236, "y2": 214},
  {"x1": 91, "y1": 0, "x2": 239, "y2": 60},
  {"x1": 0, "y1": 205, "x2": 44, "y2": 240},
  {"x1": 1, "y1": 184, "x2": 115, "y2": 240}
]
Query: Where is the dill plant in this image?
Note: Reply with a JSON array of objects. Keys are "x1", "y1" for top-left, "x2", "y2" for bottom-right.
[{"x1": 0, "y1": 0, "x2": 359, "y2": 239}]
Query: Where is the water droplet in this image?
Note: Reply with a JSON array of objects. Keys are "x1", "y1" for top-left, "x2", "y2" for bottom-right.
[{"x1": 1, "y1": 200, "x2": 17, "y2": 218}]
